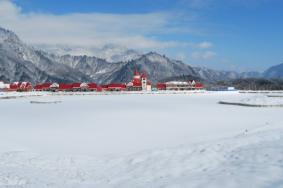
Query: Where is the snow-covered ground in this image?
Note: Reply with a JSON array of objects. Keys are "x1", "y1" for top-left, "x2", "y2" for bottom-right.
[{"x1": 0, "y1": 91, "x2": 283, "y2": 187}]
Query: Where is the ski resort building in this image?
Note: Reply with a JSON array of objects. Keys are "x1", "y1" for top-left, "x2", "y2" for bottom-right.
[
  {"x1": 49, "y1": 83, "x2": 59, "y2": 91},
  {"x1": 87, "y1": 83, "x2": 102, "y2": 91},
  {"x1": 71, "y1": 83, "x2": 81, "y2": 91},
  {"x1": 3, "y1": 70, "x2": 204, "y2": 93},
  {"x1": 156, "y1": 83, "x2": 166, "y2": 90},
  {"x1": 34, "y1": 83, "x2": 52, "y2": 91},
  {"x1": 8, "y1": 82, "x2": 33, "y2": 92},
  {"x1": 108, "y1": 83, "x2": 127, "y2": 91},
  {"x1": 127, "y1": 71, "x2": 152, "y2": 91},
  {"x1": 34, "y1": 82, "x2": 102, "y2": 92},
  {"x1": 156, "y1": 80, "x2": 204, "y2": 91},
  {"x1": 58, "y1": 84, "x2": 73, "y2": 91},
  {"x1": 100, "y1": 83, "x2": 126, "y2": 91},
  {"x1": 165, "y1": 81, "x2": 192, "y2": 90},
  {"x1": 80, "y1": 83, "x2": 89, "y2": 91}
]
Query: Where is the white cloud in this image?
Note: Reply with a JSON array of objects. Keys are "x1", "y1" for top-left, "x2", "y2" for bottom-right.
[
  {"x1": 0, "y1": 0, "x2": 192, "y2": 50},
  {"x1": 175, "y1": 52, "x2": 188, "y2": 62},
  {"x1": 180, "y1": 0, "x2": 271, "y2": 9},
  {"x1": 192, "y1": 51, "x2": 216, "y2": 60},
  {"x1": 196, "y1": 41, "x2": 213, "y2": 49}
]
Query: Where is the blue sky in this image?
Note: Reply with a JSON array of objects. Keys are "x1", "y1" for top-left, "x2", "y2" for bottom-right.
[{"x1": 1, "y1": 0, "x2": 283, "y2": 71}]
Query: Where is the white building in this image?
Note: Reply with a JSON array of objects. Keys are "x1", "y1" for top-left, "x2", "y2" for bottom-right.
[
  {"x1": 0, "y1": 81, "x2": 9, "y2": 91},
  {"x1": 164, "y1": 80, "x2": 202, "y2": 91}
]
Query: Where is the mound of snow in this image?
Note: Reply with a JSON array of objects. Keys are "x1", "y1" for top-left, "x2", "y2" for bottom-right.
[{"x1": 220, "y1": 95, "x2": 283, "y2": 107}]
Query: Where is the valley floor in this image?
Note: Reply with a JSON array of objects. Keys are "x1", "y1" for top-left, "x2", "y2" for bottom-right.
[{"x1": 0, "y1": 91, "x2": 283, "y2": 187}]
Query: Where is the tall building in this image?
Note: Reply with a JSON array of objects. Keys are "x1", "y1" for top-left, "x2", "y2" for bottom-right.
[{"x1": 127, "y1": 71, "x2": 151, "y2": 91}]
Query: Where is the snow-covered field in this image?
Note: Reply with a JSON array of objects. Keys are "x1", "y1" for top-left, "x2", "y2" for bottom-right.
[{"x1": 0, "y1": 91, "x2": 283, "y2": 187}]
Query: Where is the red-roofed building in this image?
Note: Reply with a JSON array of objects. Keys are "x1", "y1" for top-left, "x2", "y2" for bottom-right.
[
  {"x1": 42, "y1": 83, "x2": 52, "y2": 90},
  {"x1": 9, "y1": 82, "x2": 20, "y2": 91},
  {"x1": 156, "y1": 83, "x2": 166, "y2": 90},
  {"x1": 20, "y1": 82, "x2": 33, "y2": 91},
  {"x1": 96, "y1": 86, "x2": 102, "y2": 92},
  {"x1": 100, "y1": 84, "x2": 109, "y2": 91},
  {"x1": 34, "y1": 83, "x2": 52, "y2": 91},
  {"x1": 34, "y1": 84, "x2": 43, "y2": 91},
  {"x1": 107, "y1": 83, "x2": 126, "y2": 91},
  {"x1": 71, "y1": 83, "x2": 81, "y2": 91},
  {"x1": 58, "y1": 83, "x2": 73, "y2": 91},
  {"x1": 99, "y1": 83, "x2": 126, "y2": 91},
  {"x1": 9, "y1": 82, "x2": 33, "y2": 92},
  {"x1": 87, "y1": 83, "x2": 98, "y2": 91},
  {"x1": 49, "y1": 83, "x2": 59, "y2": 92},
  {"x1": 156, "y1": 80, "x2": 204, "y2": 91},
  {"x1": 127, "y1": 71, "x2": 151, "y2": 91},
  {"x1": 195, "y1": 82, "x2": 204, "y2": 89}
]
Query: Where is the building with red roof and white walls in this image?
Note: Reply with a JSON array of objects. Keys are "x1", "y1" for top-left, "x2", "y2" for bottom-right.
[
  {"x1": 8, "y1": 82, "x2": 33, "y2": 92},
  {"x1": 71, "y1": 83, "x2": 82, "y2": 91},
  {"x1": 87, "y1": 83, "x2": 101, "y2": 91},
  {"x1": 100, "y1": 83, "x2": 126, "y2": 92},
  {"x1": 127, "y1": 71, "x2": 151, "y2": 91},
  {"x1": 156, "y1": 83, "x2": 166, "y2": 90},
  {"x1": 49, "y1": 83, "x2": 59, "y2": 92},
  {"x1": 19, "y1": 82, "x2": 33, "y2": 91},
  {"x1": 34, "y1": 83, "x2": 52, "y2": 91},
  {"x1": 108, "y1": 83, "x2": 126, "y2": 91},
  {"x1": 58, "y1": 83, "x2": 73, "y2": 92},
  {"x1": 8, "y1": 82, "x2": 20, "y2": 91},
  {"x1": 157, "y1": 80, "x2": 204, "y2": 91}
]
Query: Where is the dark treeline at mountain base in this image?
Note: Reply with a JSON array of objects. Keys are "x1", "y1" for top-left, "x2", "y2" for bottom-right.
[{"x1": 213, "y1": 78, "x2": 283, "y2": 90}]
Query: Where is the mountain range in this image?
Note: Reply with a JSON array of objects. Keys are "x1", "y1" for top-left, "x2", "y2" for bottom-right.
[
  {"x1": 0, "y1": 26, "x2": 282, "y2": 85},
  {"x1": 35, "y1": 44, "x2": 141, "y2": 63}
]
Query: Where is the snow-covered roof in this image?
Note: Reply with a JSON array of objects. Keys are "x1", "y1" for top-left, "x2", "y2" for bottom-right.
[
  {"x1": 127, "y1": 82, "x2": 133, "y2": 87},
  {"x1": 50, "y1": 83, "x2": 59, "y2": 88},
  {"x1": 80, "y1": 83, "x2": 88, "y2": 88},
  {"x1": 0, "y1": 81, "x2": 6, "y2": 89},
  {"x1": 165, "y1": 81, "x2": 189, "y2": 85}
]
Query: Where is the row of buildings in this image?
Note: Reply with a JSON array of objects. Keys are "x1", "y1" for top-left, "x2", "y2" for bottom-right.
[{"x1": 0, "y1": 71, "x2": 204, "y2": 92}]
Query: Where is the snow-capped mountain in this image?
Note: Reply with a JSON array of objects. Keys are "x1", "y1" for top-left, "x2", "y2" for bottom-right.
[
  {"x1": 0, "y1": 27, "x2": 92, "y2": 84},
  {"x1": 107, "y1": 52, "x2": 197, "y2": 84},
  {"x1": 46, "y1": 53, "x2": 127, "y2": 84},
  {"x1": 35, "y1": 44, "x2": 141, "y2": 63},
  {"x1": 44, "y1": 51, "x2": 198, "y2": 84}
]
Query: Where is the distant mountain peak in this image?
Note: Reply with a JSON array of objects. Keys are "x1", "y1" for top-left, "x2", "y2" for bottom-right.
[{"x1": 34, "y1": 43, "x2": 141, "y2": 63}]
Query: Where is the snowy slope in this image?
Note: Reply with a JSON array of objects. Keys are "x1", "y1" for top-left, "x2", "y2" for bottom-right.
[{"x1": 1, "y1": 125, "x2": 283, "y2": 188}]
